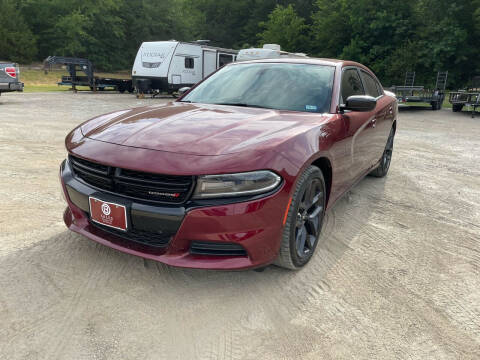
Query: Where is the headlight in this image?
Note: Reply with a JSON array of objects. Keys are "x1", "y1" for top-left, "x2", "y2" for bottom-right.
[{"x1": 192, "y1": 171, "x2": 281, "y2": 199}]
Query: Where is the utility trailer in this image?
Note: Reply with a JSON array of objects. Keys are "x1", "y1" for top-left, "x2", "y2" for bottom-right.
[
  {"x1": 390, "y1": 71, "x2": 448, "y2": 110},
  {"x1": 448, "y1": 76, "x2": 480, "y2": 117},
  {"x1": 43, "y1": 56, "x2": 133, "y2": 93}
]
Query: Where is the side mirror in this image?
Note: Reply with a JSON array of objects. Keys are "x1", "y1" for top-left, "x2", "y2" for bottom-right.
[
  {"x1": 340, "y1": 95, "x2": 377, "y2": 112},
  {"x1": 178, "y1": 87, "x2": 191, "y2": 96}
]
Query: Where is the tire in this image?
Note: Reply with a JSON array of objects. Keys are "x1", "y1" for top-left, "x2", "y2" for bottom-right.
[
  {"x1": 275, "y1": 166, "x2": 326, "y2": 270},
  {"x1": 452, "y1": 104, "x2": 463, "y2": 112},
  {"x1": 369, "y1": 125, "x2": 395, "y2": 177}
]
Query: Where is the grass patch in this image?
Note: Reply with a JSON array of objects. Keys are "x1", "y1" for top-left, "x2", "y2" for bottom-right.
[
  {"x1": 19, "y1": 68, "x2": 130, "y2": 92},
  {"x1": 23, "y1": 85, "x2": 92, "y2": 93}
]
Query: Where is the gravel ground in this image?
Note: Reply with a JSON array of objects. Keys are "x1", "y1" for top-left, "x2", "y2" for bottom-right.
[{"x1": 1, "y1": 92, "x2": 479, "y2": 360}]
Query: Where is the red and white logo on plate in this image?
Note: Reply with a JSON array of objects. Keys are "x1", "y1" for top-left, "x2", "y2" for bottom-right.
[{"x1": 101, "y1": 203, "x2": 111, "y2": 216}]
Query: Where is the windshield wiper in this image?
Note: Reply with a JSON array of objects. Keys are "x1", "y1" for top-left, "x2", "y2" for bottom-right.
[{"x1": 214, "y1": 102, "x2": 274, "y2": 109}]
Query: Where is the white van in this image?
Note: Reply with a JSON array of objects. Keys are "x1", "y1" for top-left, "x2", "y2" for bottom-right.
[
  {"x1": 237, "y1": 44, "x2": 308, "y2": 62},
  {"x1": 132, "y1": 41, "x2": 238, "y2": 94}
]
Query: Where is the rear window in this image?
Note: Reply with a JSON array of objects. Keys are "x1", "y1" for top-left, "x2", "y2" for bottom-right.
[{"x1": 360, "y1": 70, "x2": 382, "y2": 97}]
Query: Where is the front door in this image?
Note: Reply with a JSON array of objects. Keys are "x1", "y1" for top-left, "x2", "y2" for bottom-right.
[{"x1": 340, "y1": 67, "x2": 377, "y2": 183}]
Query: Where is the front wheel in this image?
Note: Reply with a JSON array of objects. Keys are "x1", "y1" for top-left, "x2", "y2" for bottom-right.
[
  {"x1": 275, "y1": 166, "x2": 326, "y2": 270},
  {"x1": 369, "y1": 126, "x2": 395, "y2": 177}
]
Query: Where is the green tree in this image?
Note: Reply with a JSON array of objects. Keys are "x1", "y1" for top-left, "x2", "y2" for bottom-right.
[
  {"x1": 0, "y1": 0, "x2": 37, "y2": 63},
  {"x1": 311, "y1": 0, "x2": 351, "y2": 58},
  {"x1": 258, "y1": 4, "x2": 310, "y2": 52}
]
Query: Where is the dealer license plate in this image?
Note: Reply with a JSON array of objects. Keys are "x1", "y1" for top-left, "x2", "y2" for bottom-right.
[{"x1": 89, "y1": 197, "x2": 127, "y2": 231}]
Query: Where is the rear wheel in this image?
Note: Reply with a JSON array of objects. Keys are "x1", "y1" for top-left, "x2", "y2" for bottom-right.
[
  {"x1": 275, "y1": 166, "x2": 326, "y2": 270},
  {"x1": 452, "y1": 104, "x2": 464, "y2": 112},
  {"x1": 369, "y1": 126, "x2": 395, "y2": 177}
]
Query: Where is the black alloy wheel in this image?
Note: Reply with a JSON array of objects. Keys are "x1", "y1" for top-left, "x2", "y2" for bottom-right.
[
  {"x1": 370, "y1": 125, "x2": 395, "y2": 178},
  {"x1": 275, "y1": 166, "x2": 326, "y2": 269}
]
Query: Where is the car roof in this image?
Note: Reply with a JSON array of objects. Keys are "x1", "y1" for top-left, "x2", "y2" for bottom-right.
[{"x1": 234, "y1": 57, "x2": 370, "y2": 71}]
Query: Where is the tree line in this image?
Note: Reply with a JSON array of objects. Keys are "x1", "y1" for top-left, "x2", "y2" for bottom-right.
[{"x1": 1, "y1": 0, "x2": 479, "y2": 88}]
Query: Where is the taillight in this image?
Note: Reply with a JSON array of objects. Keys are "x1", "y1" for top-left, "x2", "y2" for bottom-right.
[{"x1": 5, "y1": 67, "x2": 16, "y2": 78}]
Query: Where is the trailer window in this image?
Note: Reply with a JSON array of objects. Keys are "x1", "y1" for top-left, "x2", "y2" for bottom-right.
[
  {"x1": 360, "y1": 70, "x2": 382, "y2": 98},
  {"x1": 185, "y1": 57, "x2": 194, "y2": 69},
  {"x1": 219, "y1": 54, "x2": 234, "y2": 67}
]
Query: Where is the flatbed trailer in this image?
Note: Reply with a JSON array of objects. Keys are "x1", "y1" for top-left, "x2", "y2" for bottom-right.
[
  {"x1": 43, "y1": 56, "x2": 133, "y2": 93},
  {"x1": 448, "y1": 76, "x2": 480, "y2": 117},
  {"x1": 390, "y1": 71, "x2": 448, "y2": 110}
]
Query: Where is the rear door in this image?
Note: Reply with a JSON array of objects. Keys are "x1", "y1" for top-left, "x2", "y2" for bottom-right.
[
  {"x1": 340, "y1": 67, "x2": 376, "y2": 182},
  {"x1": 202, "y1": 50, "x2": 217, "y2": 78},
  {"x1": 359, "y1": 70, "x2": 391, "y2": 165}
]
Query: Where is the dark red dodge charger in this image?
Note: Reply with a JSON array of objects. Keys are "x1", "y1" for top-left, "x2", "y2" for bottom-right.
[{"x1": 60, "y1": 58, "x2": 397, "y2": 270}]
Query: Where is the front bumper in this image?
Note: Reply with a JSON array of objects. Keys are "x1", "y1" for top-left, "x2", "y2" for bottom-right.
[{"x1": 60, "y1": 159, "x2": 288, "y2": 270}]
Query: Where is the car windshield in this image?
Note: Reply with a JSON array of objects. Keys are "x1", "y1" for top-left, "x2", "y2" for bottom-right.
[{"x1": 181, "y1": 63, "x2": 335, "y2": 113}]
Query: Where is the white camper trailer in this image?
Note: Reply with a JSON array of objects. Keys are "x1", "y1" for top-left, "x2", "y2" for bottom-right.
[
  {"x1": 236, "y1": 44, "x2": 308, "y2": 61},
  {"x1": 132, "y1": 40, "x2": 238, "y2": 94}
]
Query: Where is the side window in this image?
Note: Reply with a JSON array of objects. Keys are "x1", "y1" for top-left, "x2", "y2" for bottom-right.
[
  {"x1": 218, "y1": 54, "x2": 233, "y2": 67},
  {"x1": 375, "y1": 80, "x2": 384, "y2": 96},
  {"x1": 360, "y1": 70, "x2": 381, "y2": 97},
  {"x1": 341, "y1": 68, "x2": 364, "y2": 103},
  {"x1": 185, "y1": 57, "x2": 194, "y2": 69}
]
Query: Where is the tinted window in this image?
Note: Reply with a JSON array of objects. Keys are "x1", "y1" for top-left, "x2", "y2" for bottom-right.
[
  {"x1": 219, "y1": 54, "x2": 234, "y2": 67},
  {"x1": 360, "y1": 70, "x2": 382, "y2": 97},
  {"x1": 185, "y1": 57, "x2": 194, "y2": 69},
  {"x1": 183, "y1": 63, "x2": 335, "y2": 113},
  {"x1": 341, "y1": 69, "x2": 364, "y2": 102}
]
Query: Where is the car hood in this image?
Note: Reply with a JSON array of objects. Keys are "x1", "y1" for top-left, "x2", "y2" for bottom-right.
[{"x1": 80, "y1": 102, "x2": 330, "y2": 155}]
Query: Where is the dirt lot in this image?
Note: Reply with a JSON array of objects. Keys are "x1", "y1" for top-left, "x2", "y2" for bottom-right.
[{"x1": 1, "y1": 92, "x2": 479, "y2": 359}]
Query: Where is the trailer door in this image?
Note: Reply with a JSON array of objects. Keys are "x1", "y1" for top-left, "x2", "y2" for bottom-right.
[{"x1": 203, "y1": 50, "x2": 217, "y2": 78}]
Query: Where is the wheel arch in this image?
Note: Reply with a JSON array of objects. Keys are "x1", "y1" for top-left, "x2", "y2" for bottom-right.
[{"x1": 311, "y1": 157, "x2": 332, "y2": 207}]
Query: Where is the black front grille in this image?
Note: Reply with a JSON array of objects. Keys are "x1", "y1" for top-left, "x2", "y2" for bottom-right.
[
  {"x1": 69, "y1": 155, "x2": 194, "y2": 204},
  {"x1": 190, "y1": 241, "x2": 248, "y2": 257},
  {"x1": 90, "y1": 221, "x2": 170, "y2": 248}
]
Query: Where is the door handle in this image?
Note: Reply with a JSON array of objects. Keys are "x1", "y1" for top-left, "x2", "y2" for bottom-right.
[{"x1": 372, "y1": 118, "x2": 377, "y2": 128}]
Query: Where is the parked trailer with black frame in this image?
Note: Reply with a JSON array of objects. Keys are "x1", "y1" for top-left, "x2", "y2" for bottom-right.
[
  {"x1": 44, "y1": 56, "x2": 133, "y2": 93},
  {"x1": 449, "y1": 76, "x2": 480, "y2": 117},
  {"x1": 390, "y1": 71, "x2": 448, "y2": 110}
]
